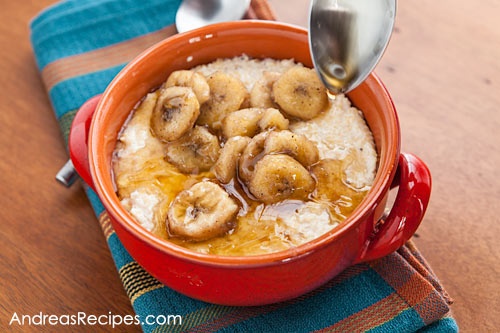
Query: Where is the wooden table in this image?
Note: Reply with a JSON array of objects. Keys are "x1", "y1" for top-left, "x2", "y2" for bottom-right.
[{"x1": 1, "y1": 1, "x2": 498, "y2": 331}]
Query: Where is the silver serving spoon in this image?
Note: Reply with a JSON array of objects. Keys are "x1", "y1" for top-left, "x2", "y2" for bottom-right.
[
  {"x1": 309, "y1": 0, "x2": 396, "y2": 95},
  {"x1": 176, "y1": 0, "x2": 251, "y2": 33},
  {"x1": 56, "y1": 0, "x2": 251, "y2": 187}
]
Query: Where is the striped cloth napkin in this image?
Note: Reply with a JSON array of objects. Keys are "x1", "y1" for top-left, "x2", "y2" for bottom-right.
[{"x1": 30, "y1": 0, "x2": 458, "y2": 332}]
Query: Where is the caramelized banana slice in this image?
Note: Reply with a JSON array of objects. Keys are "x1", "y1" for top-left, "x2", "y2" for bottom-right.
[
  {"x1": 264, "y1": 130, "x2": 319, "y2": 167},
  {"x1": 213, "y1": 136, "x2": 251, "y2": 184},
  {"x1": 222, "y1": 108, "x2": 262, "y2": 138},
  {"x1": 167, "y1": 181, "x2": 239, "y2": 241},
  {"x1": 165, "y1": 126, "x2": 220, "y2": 174},
  {"x1": 258, "y1": 108, "x2": 289, "y2": 131},
  {"x1": 238, "y1": 131, "x2": 268, "y2": 183},
  {"x1": 273, "y1": 66, "x2": 328, "y2": 120},
  {"x1": 197, "y1": 72, "x2": 249, "y2": 130},
  {"x1": 151, "y1": 86, "x2": 200, "y2": 142},
  {"x1": 248, "y1": 154, "x2": 315, "y2": 204},
  {"x1": 164, "y1": 70, "x2": 210, "y2": 104},
  {"x1": 222, "y1": 108, "x2": 289, "y2": 139},
  {"x1": 250, "y1": 71, "x2": 281, "y2": 108}
]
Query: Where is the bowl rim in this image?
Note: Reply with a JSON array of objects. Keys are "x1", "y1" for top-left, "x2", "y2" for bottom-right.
[{"x1": 89, "y1": 20, "x2": 400, "y2": 267}]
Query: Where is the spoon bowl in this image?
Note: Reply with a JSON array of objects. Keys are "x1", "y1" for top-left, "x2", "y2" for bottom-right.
[
  {"x1": 176, "y1": 0, "x2": 251, "y2": 33},
  {"x1": 309, "y1": 0, "x2": 396, "y2": 94}
]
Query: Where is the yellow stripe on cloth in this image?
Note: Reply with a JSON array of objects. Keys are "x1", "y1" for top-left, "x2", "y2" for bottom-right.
[
  {"x1": 119, "y1": 261, "x2": 165, "y2": 304},
  {"x1": 41, "y1": 25, "x2": 177, "y2": 91},
  {"x1": 98, "y1": 213, "x2": 115, "y2": 240}
]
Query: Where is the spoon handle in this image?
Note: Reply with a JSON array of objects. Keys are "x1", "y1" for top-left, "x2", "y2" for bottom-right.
[{"x1": 56, "y1": 159, "x2": 78, "y2": 187}]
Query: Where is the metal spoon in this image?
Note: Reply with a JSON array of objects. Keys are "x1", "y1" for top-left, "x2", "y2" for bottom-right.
[
  {"x1": 309, "y1": 0, "x2": 396, "y2": 95},
  {"x1": 176, "y1": 0, "x2": 251, "y2": 33},
  {"x1": 56, "y1": 0, "x2": 252, "y2": 187}
]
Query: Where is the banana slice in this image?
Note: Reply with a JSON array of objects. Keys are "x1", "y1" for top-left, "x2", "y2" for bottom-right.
[
  {"x1": 258, "y1": 108, "x2": 289, "y2": 131},
  {"x1": 250, "y1": 71, "x2": 281, "y2": 108},
  {"x1": 197, "y1": 72, "x2": 249, "y2": 130},
  {"x1": 264, "y1": 130, "x2": 319, "y2": 167},
  {"x1": 150, "y1": 86, "x2": 200, "y2": 142},
  {"x1": 164, "y1": 70, "x2": 210, "y2": 105},
  {"x1": 221, "y1": 107, "x2": 289, "y2": 139},
  {"x1": 165, "y1": 126, "x2": 220, "y2": 174},
  {"x1": 222, "y1": 108, "x2": 262, "y2": 138},
  {"x1": 167, "y1": 181, "x2": 239, "y2": 241},
  {"x1": 213, "y1": 136, "x2": 251, "y2": 184},
  {"x1": 238, "y1": 131, "x2": 268, "y2": 184},
  {"x1": 273, "y1": 66, "x2": 328, "y2": 120},
  {"x1": 248, "y1": 154, "x2": 315, "y2": 204}
]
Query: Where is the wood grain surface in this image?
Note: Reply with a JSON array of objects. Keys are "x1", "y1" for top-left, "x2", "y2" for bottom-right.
[{"x1": 1, "y1": 0, "x2": 498, "y2": 331}]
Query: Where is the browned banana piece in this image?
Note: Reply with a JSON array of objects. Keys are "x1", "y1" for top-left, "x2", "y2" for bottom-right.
[
  {"x1": 213, "y1": 136, "x2": 251, "y2": 184},
  {"x1": 250, "y1": 71, "x2": 281, "y2": 108},
  {"x1": 165, "y1": 126, "x2": 220, "y2": 174},
  {"x1": 238, "y1": 131, "x2": 268, "y2": 184},
  {"x1": 247, "y1": 154, "x2": 316, "y2": 204},
  {"x1": 150, "y1": 86, "x2": 200, "y2": 142},
  {"x1": 167, "y1": 181, "x2": 239, "y2": 241},
  {"x1": 273, "y1": 66, "x2": 328, "y2": 120},
  {"x1": 197, "y1": 72, "x2": 249, "y2": 130},
  {"x1": 264, "y1": 130, "x2": 319, "y2": 167},
  {"x1": 221, "y1": 107, "x2": 289, "y2": 139},
  {"x1": 164, "y1": 70, "x2": 210, "y2": 104}
]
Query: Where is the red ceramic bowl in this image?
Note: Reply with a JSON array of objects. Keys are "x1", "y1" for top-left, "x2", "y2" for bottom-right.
[{"x1": 69, "y1": 20, "x2": 431, "y2": 306}]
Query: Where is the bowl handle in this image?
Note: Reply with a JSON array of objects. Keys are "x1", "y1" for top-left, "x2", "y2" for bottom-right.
[
  {"x1": 68, "y1": 95, "x2": 102, "y2": 192},
  {"x1": 355, "y1": 152, "x2": 432, "y2": 263}
]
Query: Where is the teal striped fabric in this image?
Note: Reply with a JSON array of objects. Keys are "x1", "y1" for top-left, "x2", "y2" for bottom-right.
[{"x1": 30, "y1": 1, "x2": 458, "y2": 332}]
